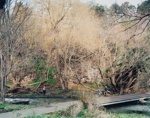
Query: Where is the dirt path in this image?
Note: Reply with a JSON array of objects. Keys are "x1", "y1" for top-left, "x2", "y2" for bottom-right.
[{"x1": 0, "y1": 100, "x2": 83, "y2": 118}]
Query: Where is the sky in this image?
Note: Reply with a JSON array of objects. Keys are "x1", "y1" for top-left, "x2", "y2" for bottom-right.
[
  {"x1": 11, "y1": 0, "x2": 145, "y2": 9},
  {"x1": 81, "y1": 0, "x2": 144, "y2": 7},
  {"x1": 13, "y1": 0, "x2": 145, "y2": 7}
]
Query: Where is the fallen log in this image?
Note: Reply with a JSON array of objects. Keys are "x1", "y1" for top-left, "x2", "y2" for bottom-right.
[{"x1": 5, "y1": 98, "x2": 30, "y2": 105}]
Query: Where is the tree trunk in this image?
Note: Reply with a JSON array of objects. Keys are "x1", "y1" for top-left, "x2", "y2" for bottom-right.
[
  {"x1": 0, "y1": 9, "x2": 4, "y2": 103},
  {"x1": 56, "y1": 56, "x2": 67, "y2": 91},
  {"x1": 0, "y1": 50, "x2": 5, "y2": 102},
  {"x1": 59, "y1": 77, "x2": 66, "y2": 91}
]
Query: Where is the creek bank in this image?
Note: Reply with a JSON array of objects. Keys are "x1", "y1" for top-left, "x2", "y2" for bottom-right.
[{"x1": 6, "y1": 88, "x2": 78, "y2": 99}]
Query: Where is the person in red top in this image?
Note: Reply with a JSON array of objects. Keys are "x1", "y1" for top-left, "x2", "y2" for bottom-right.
[{"x1": 42, "y1": 85, "x2": 46, "y2": 95}]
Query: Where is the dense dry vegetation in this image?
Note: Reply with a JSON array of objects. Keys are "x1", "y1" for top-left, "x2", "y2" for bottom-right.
[{"x1": 0, "y1": 0, "x2": 150, "y2": 99}]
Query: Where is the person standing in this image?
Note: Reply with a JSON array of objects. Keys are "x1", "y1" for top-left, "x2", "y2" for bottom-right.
[
  {"x1": 42, "y1": 85, "x2": 46, "y2": 95},
  {"x1": 104, "y1": 86, "x2": 111, "y2": 96}
]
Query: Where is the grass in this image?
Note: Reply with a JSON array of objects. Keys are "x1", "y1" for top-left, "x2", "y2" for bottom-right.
[
  {"x1": 83, "y1": 83, "x2": 98, "y2": 89},
  {"x1": 29, "y1": 78, "x2": 58, "y2": 88},
  {"x1": 24, "y1": 109, "x2": 95, "y2": 118},
  {"x1": 0, "y1": 103, "x2": 35, "y2": 112},
  {"x1": 113, "y1": 113, "x2": 150, "y2": 118},
  {"x1": 6, "y1": 81, "x2": 13, "y2": 87}
]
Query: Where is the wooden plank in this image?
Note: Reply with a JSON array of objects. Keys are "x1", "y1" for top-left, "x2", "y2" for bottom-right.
[{"x1": 89, "y1": 93, "x2": 150, "y2": 106}]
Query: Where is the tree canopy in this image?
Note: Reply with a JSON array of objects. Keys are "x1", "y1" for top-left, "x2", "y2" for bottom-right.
[
  {"x1": 92, "y1": 4, "x2": 106, "y2": 16},
  {"x1": 137, "y1": 0, "x2": 150, "y2": 14}
]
